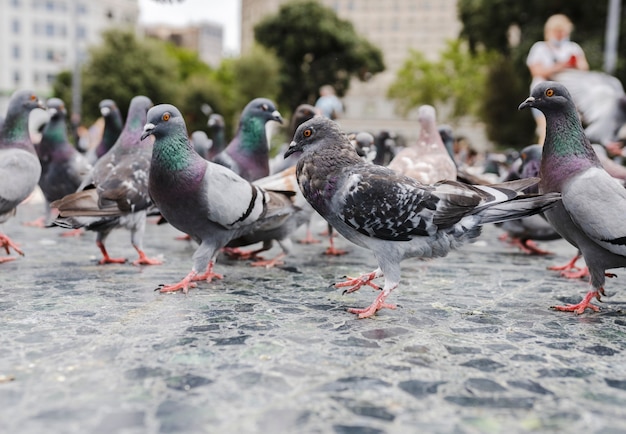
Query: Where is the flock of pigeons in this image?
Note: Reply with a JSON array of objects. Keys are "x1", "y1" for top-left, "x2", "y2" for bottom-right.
[{"x1": 1, "y1": 80, "x2": 625, "y2": 318}]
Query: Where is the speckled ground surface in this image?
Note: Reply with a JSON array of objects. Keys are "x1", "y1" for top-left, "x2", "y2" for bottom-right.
[{"x1": 2, "y1": 200, "x2": 626, "y2": 434}]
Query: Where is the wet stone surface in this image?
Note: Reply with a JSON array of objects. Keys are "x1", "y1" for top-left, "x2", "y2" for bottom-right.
[{"x1": 3, "y1": 201, "x2": 626, "y2": 433}]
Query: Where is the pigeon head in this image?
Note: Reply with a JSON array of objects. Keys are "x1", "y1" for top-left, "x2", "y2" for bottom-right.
[
  {"x1": 99, "y1": 99, "x2": 118, "y2": 118},
  {"x1": 284, "y1": 116, "x2": 347, "y2": 158},
  {"x1": 46, "y1": 98, "x2": 67, "y2": 120},
  {"x1": 11, "y1": 90, "x2": 44, "y2": 113},
  {"x1": 0, "y1": 89, "x2": 44, "y2": 149},
  {"x1": 518, "y1": 82, "x2": 576, "y2": 115},
  {"x1": 207, "y1": 113, "x2": 224, "y2": 129},
  {"x1": 241, "y1": 98, "x2": 283, "y2": 125},
  {"x1": 142, "y1": 104, "x2": 188, "y2": 141}
]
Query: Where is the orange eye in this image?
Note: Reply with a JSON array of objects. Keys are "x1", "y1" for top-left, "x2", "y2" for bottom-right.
[
  {"x1": 30, "y1": 95, "x2": 37, "y2": 101},
  {"x1": 303, "y1": 128, "x2": 312, "y2": 137},
  {"x1": 162, "y1": 112, "x2": 170, "y2": 121},
  {"x1": 546, "y1": 88, "x2": 554, "y2": 97}
]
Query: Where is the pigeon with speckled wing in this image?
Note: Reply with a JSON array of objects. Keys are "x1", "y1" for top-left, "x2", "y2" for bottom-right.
[
  {"x1": 285, "y1": 117, "x2": 561, "y2": 318},
  {"x1": 0, "y1": 90, "x2": 44, "y2": 262},
  {"x1": 52, "y1": 95, "x2": 161, "y2": 266},
  {"x1": 142, "y1": 104, "x2": 299, "y2": 293},
  {"x1": 520, "y1": 81, "x2": 626, "y2": 314}
]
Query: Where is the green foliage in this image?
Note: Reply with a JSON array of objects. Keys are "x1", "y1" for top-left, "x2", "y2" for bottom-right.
[
  {"x1": 388, "y1": 40, "x2": 494, "y2": 120},
  {"x1": 254, "y1": 0, "x2": 385, "y2": 111},
  {"x1": 80, "y1": 30, "x2": 180, "y2": 124},
  {"x1": 51, "y1": 70, "x2": 73, "y2": 108},
  {"x1": 164, "y1": 42, "x2": 212, "y2": 81}
]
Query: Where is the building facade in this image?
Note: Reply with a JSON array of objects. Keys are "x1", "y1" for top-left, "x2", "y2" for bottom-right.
[
  {"x1": 0, "y1": 0, "x2": 139, "y2": 111},
  {"x1": 240, "y1": 0, "x2": 487, "y2": 144}
]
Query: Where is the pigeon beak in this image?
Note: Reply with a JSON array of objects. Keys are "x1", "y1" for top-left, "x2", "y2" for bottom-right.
[
  {"x1": 48, "y1": 107, "x2": 58, "y2": 117},
  {"x1": 101, "y1": 107, "x2": 111, "y2": 117},
  {"x1": 272, "y1": 110, "x2": 284, "y2": 124},
  {"x1": 284, "y1": 140, "x2": 299, "y2": 158},
  {"x1": 141, "y1": 123, "x2": 155, "y2": 141},
  {"x1": 518, "y1": 96, "x2": 535, "y2": 110}
]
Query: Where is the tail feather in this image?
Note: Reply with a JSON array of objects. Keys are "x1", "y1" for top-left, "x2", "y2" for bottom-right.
[
  {"x1": 51, "y1": 190, "x2": 120, "y2": 218},
  {"x1": 476, "y1": 192, "x2": 561, "y2": 225}
]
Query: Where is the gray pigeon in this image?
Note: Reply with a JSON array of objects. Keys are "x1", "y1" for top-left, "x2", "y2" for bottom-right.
[
  {"x1": 142, "y1": 104, "x2": 299, "y2": 293},
  {"x1": 212, "y1": 98, "x2": 283, "y2": 182},
  {"x1": 519, "y1": 81, "x2": 626, "y2": 313},
  {"x1": 284, "y1": 117, "x2": 561, "y2": 318},
  {"x1": 52, "y1": 95, "x2": 161, "y2": 266},
  {"x1": 190, "y1": 130, "x2": 213, "y2": 160},
  {"x1": 87, "y1": 99, "x2": 123, "y2": 163},
  {"x1": 270, "y1": 103, "x2": 318, "y2": 174},
  {"x1": 33, "y1": 98, "x2": 92, "y2": 226},
  {"x1": 0, "y1": 89, "x2": 43, "y2": 262},
  {"x1": 206, "y1": 113, "x2": 226, "y2": 160}
]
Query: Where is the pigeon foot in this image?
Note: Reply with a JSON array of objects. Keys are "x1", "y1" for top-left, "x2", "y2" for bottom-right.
[
  {"x1": 335, "y1": 270, "x2": 382, "y2": 294},
  {"x1": 96, "y1": 241, "x2": 127, "y2": 265},
  {"x1": 250, "y1": 253, "x2": 285, "y2": 268},
  {"x1": 132, "y1": 248, "x2": 162, "y2": 266},
  {"x1": 514, "y1": 239, "x2": 553, "y2": 256},
  {"x1": 23, "y1": 217, "x2": 46, "y2": 228},
  {"x1": 347, "y1": 291, "x2": 397, "y2": 319},
  {"x1": 548, "y1": 253, "x2": 582, "y2": 272},
  {"x1": 552, "y1": 290, "x2": 602, "y2": 314},
  {"x1": 0, "y1": 233, "x2": 24, "y2": 256}
]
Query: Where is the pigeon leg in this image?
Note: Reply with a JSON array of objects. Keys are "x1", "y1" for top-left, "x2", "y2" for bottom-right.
[
  {"x1": 250, "y1": 252, "x2": 285, "y2": 268},
  {"x1": 60, "y1": 228, "x2": 84, "y2": 237},
  {"x1": 324, "y1": 230, "x2": 348, "y2": 256},
  {"x1": 297, "y1": 225, "x2": 321, "y2": 245},
  {"x1": 552, "y1": 289, "x2": 603, "y2": 314},
  {"x1": 194, "y1": 261, "x2": 224, "y2": 283},
  {"x1": 514, "y1": 239, "x2": 553, "y2": 256},
  {"x1": 347, "y1": 285, "x2": 398, "y2": 319},
  {"x1": 0, "y1": 256, "x2": 17, "y2": 264},
  {"x1": 158, "y1": 262, "x2": 224, "y2": 294},
  {"x1": 132, "y1": 246, "x2": 162, "y2": 266},
  {"x1": 175, "y1": 233, "x2": 192, "y2": 241},
  {"x1": 0, "y1": 233, "x2": 24, "y2": 256},
  {"x1": 23, "y1": 216, "x2": 46, "y2": 228},
  {"x1": 548, "y1": 253, "x2": 582, "y2": 272},
  {"x1": 334, "y1": 269, "x2": 383, "y2": 294},
  {"x1": 96, "y1": 241, "x2": 127, "y2": 264},
  {"x1": 222, "y1": 246, "x2": 265, "y2": 260}
]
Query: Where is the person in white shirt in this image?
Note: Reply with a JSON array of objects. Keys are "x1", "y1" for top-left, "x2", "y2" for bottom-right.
[{"x1": 526, "y1": 14, "x2": 589, "y2": 144}]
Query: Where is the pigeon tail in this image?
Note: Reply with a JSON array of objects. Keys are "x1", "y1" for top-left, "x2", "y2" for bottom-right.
[{"x1": 473, "y1": 193, "x2": 561, "y2": 226}]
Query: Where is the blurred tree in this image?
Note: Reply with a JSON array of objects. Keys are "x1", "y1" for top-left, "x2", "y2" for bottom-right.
[
  {"x1": 458, "y1": 0, "x2": 624, "y2": 146},
  {"x1": 388, "y1": 40, "x2": 494, "y2": 120},
  {"x1": 254, "y1": 0, "x2": 385, "y2": 111}
]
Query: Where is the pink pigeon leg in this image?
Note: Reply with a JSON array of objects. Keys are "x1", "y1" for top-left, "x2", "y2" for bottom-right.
[
  {"x1": 0, "y1": 233, "x2": 24, "y2": 256},
  {"x1": 22, "y1": 216, "x2": 46, "y2": 228},
  {"x1": 159, "y1": 261, "x2": 223, "y2": 294},
  {"x1": 548, "y1": 253, "x2": 582, "y2": 272},
  {"x1": 552, "y1": 289, "x2": 604, "y2": 314},
  {"x1": 132, "y1": 247, "x2": 162, "y2": 266},
  {"x1": 96, "y1": 241, "x2": 127, "y2": 264},
  {"x1": 334, "y1": 269, "x2": 383, "y2": 294},
  {"x1": 250, "y1": 252, "x2": 285, "y2": 268},
  {"x1": 347, "y1": 286, "x2": 398, "y2": 319}
]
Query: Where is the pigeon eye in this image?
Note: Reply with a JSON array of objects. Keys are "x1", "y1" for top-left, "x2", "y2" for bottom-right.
[
  {"x1": 303, "y1": 128, "x2": 312, "y2": 137},
  {"x1": 162, "y1": 112, "x2": 171, "y2": 121},
  {"x1": 262, "y1": 104, "x2": 268, "y2": 111},
  {"x1": 30, "y1": 95, "x2": 37, "y2": 101},
  {"x1": 545, "y1": 88, "x2": 554, "y2": 97}
]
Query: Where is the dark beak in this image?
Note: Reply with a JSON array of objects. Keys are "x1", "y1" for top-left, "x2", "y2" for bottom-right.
[
  {"x1": 272, "y1": 110, "x2": 284, "y2": 124},
  {"x1": 284, "y1": 140, "x2": 299, "y2": 158},
  {"x1": 518, "y1": 96, "x2": 536, "y2": 110}
]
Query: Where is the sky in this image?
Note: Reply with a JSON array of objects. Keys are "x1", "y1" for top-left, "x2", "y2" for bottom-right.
[{"x1": 137, "y1": 0, "x2": 242, "y2": 55}]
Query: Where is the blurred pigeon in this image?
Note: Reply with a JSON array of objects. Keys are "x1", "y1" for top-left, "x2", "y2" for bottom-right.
[
  {"x1": 552, "y1": 69, "x2": 626, "y2": 146},
  {"x1": 31, "y1": 98, "x2": 92, "y2": 226},
  {"x1": 350, "y1": 131, "x2": 376, "y2": 162},
  {"x1": 438, "y1": 124, "x2": 456, "y2": 162},
  {"x1": 519, "y1": 81, "x2": 626, "y2": 313},
  {"x1": 206, "y1": 113, "x2": 226, "y2": 160},
  {"x1": 0, "y1": 90, "x2": 43, "y2": 262},
  {"x1": 190, "y1": 130, "x2": 213, "y2": 160},
  {"x1": 388, "y1": 105, "x2": 457, "y2": 184},
  {"x1": 142, "y1": 104, "x2": 299, "y2": 292},
  {"x1": 52, "y1": 95, "x2": 161, "y2": 266},
  {"x1": 497, "y1": 144, "x2": 561, "y2": 255},
  {"x1": 270, "y1": 104, "x2": 317, "y2": 174},
  {"x1": 87, "y1": 99, "x2": 123, "y2": 163},
  {"x1": 285, "y1": 117, "x2": 561, "y2": 318},
  {"x1": 372, "y1": 130, "x2": 398, "y2": 166},
  {"x1": 212, "y1": 98, "x2": 283, "y2": 182}
]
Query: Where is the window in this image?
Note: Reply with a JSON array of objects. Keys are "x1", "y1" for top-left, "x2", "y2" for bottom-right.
[
  {"x1": 45, "y1": 22, "x2": 54, "y2": 36},
  {"x1": 10, "y1": 0, "x2": 20, "y2": 7},
  {"x1": 12, "y1": 19, "x2": 20, "y2": 34},
  {"x1": 46, "y1": 73, "x2": 56, "y2": 84},
  {"x1": 76, "y1": 25, "x2": 86, "y2": 39},
  {"x1": 13, "y1": 71, "x2": 21, "y2": 85},
  {"x1": 13, "y1": 45, "x2": 21, "y2": 59}
]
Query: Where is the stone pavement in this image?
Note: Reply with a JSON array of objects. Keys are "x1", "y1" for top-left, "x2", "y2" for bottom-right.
[{"x1": 2, "y1": 200, "x2": 626, "y2": 434}]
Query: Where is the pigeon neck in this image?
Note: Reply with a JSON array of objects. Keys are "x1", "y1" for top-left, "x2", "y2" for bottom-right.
[
  {"x1": 0, "y1": 108, "x2": 35, "y2": 153},
  {"x1": 42, "y1": 119, "x2": 68, "y2": 147},
  {"x1": 153, "y1": 133, "x2": 198, "y2": 173},
  {"x1": 239, "y1": 116, "x2": 267, "y2": 154}
]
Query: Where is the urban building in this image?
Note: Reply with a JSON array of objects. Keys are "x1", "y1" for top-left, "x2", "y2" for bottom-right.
[
  {"x1": 0, "y1": 0, "x2": 139, "y2": 111},
  {"x1": 240, "y1": 0, "x2": 488, "y2": 145},
  {"x1": 143, "y1": 21, "x2": 224, "y2": 68}
]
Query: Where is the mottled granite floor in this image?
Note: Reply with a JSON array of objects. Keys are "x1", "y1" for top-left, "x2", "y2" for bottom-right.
[{"x1": 2, "y1": 200, "x2": 626, "y2": 433}]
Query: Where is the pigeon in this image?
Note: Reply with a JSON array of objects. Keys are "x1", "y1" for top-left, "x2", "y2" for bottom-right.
[
  {"x1": 438, "y1": 124, "x2": 456, "y2": 162},
  {"x1": 30, "y1": 98, "x2": 92, "y2": 226},
  {"x1": 388, "y1": 105, "x2": 457, "y2": 184},
  {"x1": 142, "y1": 104, "x2": 300, "y2": 293},
  {"x1": 190, "y1": 130, "x2": 213, "y2": 160},
  {"x1": 284, "y1": 117, "x2": 561, "y2": 318},
  {"x1": 497, "y1": 144, "x2": 561, "y2": 255},
  {"x1": 552, "y1": 69, "x2": 626, "y2": 147},
  {"x1": 212, "y1": 98, "x2": 283, "y2": 182},
  {"x1": 52, "y1": 95, "x2": 161, "y2": 266},
  {"x1": 519, "y1": 81, "x2": 626, "y2": 314},
  {"x1": 372, "y1": 130, "x2": 398, "y2": 166},
  {"x1": 87, "y1": 99, "x2": 123, "y2": 163},
  {"x1": 0, "y1": 89, "x2": 44, "y2": 262},
  {"x1": 206, "y1": 113, "x2": 226, "y2": 160},
  {"x1": 270, "y1": 103, "x2": 318, "y2": 174}
]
